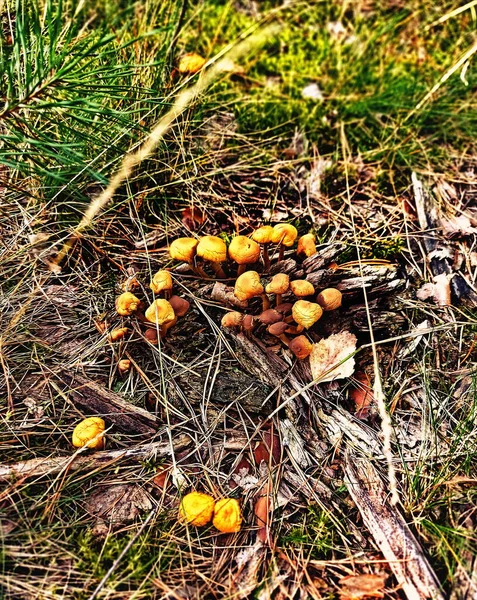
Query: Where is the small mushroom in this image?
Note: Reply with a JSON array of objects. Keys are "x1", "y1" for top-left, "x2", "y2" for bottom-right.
[
  {"x1": 259, "y1": 309, "x2": 283, "y2": 325},
  {"x1": 169, "y1": 295, "x2": 190, "y2": 317},
  {"x1": 228, "y1": 236, "x2": 261, "y2": 276},
  {"x1": 197, "y1": 235, "x2": 227, "y2": 278},
  {"x1": 150, "y1": 270, "x2": 173, "y2": 298},
  {"x1": 72, "y1": 417, "x2": 105, "y2": 450},
  {"x1": 266, "y1": 273, "x2": 290, "y2": 306},
  {"x1": 267, "y1": 321, "x2": 290, "y2": 346},
  {"x1": 234, "y1": 271, "x2": 269, "y2": 310},
  {"x1": 179, "y1": 491, "x2": 215, "y2": 526},
  {"x1": 275, "y1": 302, "x2": 293, "y2": 314},
  {"x1": 288, "y1": 335, "x2": 313, "y2": 359},
  {"x1": 115, "y1": 292, "x2": 141, "y2": 316},
  {"x1": 221, "y1": 311, "x2": 244, "y2": 328},
  {"x1": 289, "y1": 280, "x2": 315, "y2": 297},
  {"x1": 178, "y1": 52, "x2": 207, "y2": 75},
  {"x1": 292, "y1": 300, "x2": 323, "y2": 332},
  {"x1": 297, "y1": 233, "x2": 317, "y2": 258},
  {"x1": 145, "y1": 299, "x2": 176, "y2": 337},
  {"x1": 251, "y1": 226, "x2": 274, "y2": 270},
  {"x1": 316, "y1": 288, "x2": 342, "y2": 311},
  {"x1": 118, "y1": 359, "x2": 131, "y2": 374},
  {"x1": 242, "y1": 314, "x2": 255, "y2": 336},
  {"x1": 212, "y1": 498, "x2": 242, "y2": 533},
  {"x1": 270, "y1": 223, "x2": 298, "y2": 261},
  {"x1": 107, "y1": 327, "x2": 129, "y2": 342},
  {"x1": 144, "y1": 328, "x2": 159, "y2": 344},
  {"x1": 169, "y1": 237, "x2": 201, "y2": 275}
]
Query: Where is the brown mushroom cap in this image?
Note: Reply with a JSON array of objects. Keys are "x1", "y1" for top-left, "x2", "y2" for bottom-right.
[
  {"x1": 288, "y1": 335, "x2": 313, "y2": 359},
  {"x1": 292, "y1": 300, "x2": 323, "y2": 329},
  {"x1": 316, "y1": 288, "x2": 343, "y2": 311},
  {"x1": 265, "y1": 273, "x2": 290, "y2": 295},
  {"x1": 145, "y1": 299, "x2": 176, "y2": 325},
  {"x1": 242, "y1": 315, "x2": 255, "y2": 332},
  {"x1": 275, "y1": 302, "x2": 293, "y2": 314},
  {"x1": 116, "y1": 292, "x2": 141, "y2": 316},
  {"x1": 251, "y1": 226, "x2": 274, "y2": 244},
  {"x1": 270, "y1": 223, "x2": 298, "y2": 247},
  {"x1": 259, "y1": 309, "x2": 283, "y2": 325},
  {"x1": 234, "y1": 271, "x2": 264, "y2": 302},
  {"x1": 297, "y1": 233, "x2": 317, "y2": 258},
  {"x1": 290, "y1": 280, "x2": 315, "y2": 297},
  {"x1": 228, "y1": 236, "x2": 261, "y2": 265},
  {"x1": 197, "y1": 236, "x2": 227, "y2": 263},
  {"x1": 268, "y1": 321, "x2": 289, "y2": 336},
  {"x1": 169, "y1": 295, "x2": 190, "y2": 317},
  {"x1": 169, "y1": 238, "x2": 199, "y2": 263},
  {"x1": 221, "y1": 311, "x2": 244, "y2": 328},
  {"x1": 150, "y1": 270, "x2": 173, "y2": 294}
]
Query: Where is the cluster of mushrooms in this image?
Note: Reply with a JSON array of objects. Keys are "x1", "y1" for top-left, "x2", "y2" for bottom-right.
[{"x1": 111, "y1": 223, "x2": 342, "y2": 361}]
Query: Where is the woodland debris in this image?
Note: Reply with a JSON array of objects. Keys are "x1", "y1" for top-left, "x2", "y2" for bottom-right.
[
  {"x1": 309, "y1": 332, "x2": 357, "y2": 383},
  {"x1": 344, "y1": 455, "x2": 445, "y2": 600}
]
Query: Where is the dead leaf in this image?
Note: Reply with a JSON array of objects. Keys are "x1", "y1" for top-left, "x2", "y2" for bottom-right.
[
  {"x1": 310, "y1": 332, "x2": 357, "y2": 383},
  {"x1": 440, "y1": 214, "x2": 477, "y2": 238},
  {"x1": 302, "y1": 83, "x2": 324, "y2": 101},
  {"x1": 350, "y1": 372, "x2": 374, "y2": 418},
  {"x1": 182, "y1": 206, "x2": 206, "y2": 230},
  {"x1": 416, "y1": 273, "x2": 452, "y2": 306},
  {"x1": 85, "y1": 484, "x2": 152, "y2": 529},
  {"x1": 339, "y1": 574, "x2": 387, "y2": 599}
]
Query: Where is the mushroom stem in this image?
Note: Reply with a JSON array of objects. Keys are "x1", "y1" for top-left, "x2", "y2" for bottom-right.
[
  {"x1": 262, "y1": 244, "x2": 271, "y2": 270},
  {"x1": 193, "y1": 262, "x2": 209, "y2": 278},
  {"x1": 278, "y1": 244, "x2": 284, "y2": 262},
  {"x1": 261, "y1": 294, "x2": 270, "y2": 312},
  {"x1": 285, "y1": 324, "x2": 304, "y2": 334},
  {"x1": 211, "y1": 262, "x2": 227, "y2": 279},
  {"x1": 276, "y1": 294, "x2": 282, "y2": 307},
  {"x1": 237, "y1": 264, "x2": 247, "y2": 276},
  {"x1": 278, "y1": 333, "x2": 290, "y2": 346},
  {"x1": 283, "y1": 314, "x2": 294, "y2": 324}
]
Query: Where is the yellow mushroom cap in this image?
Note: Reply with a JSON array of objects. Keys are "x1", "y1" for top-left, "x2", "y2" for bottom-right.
[
  {"x1": 297, "y1": 233, "x2": 317, "y2": 258},
  {"x1": 178, "y1": 52, "x2": 207, "y2": 75},
  {"x1": 145, "y1": 299, "x2": 176, "y2": 325},
  {"x1": 292, "y1": 300, "x2": 323, "y2": 329},
  {"x1": 197, "y1": 236, "x2": 227, "y2": 263},
  {"x1": 115, "y1": 292, "x2": 141, "y2": 316},
  {"x1": 290, "y1": 280, "x2": 315, "y2": 297},
  {"x1": 150, "y1": 270, "x2": 173, "y2": 294},
  {"x1": 316, "y1": 288, "x2": 343, "y2": 311},
  {"x1": 179, "y1": 491, "x2": 215, "y2": 526},
  {"x1": 228, "y1": 236, "x2": 261, "y2": 265},
  {"x1": 72, "y1": 417, "x2": 105, "y2": 449},
  {"x1": 213, "y1": 498, "x2": 242, "y2": 533},
  {"x1": 234, "y1": 271, "x2": 264, "y2": 302},
  {"x1": 169, "y1": 238, "x2": 199, "y2": 263},
  {"x1": 271, "y1": 223, "x2": 298, "y2": 247},
  {"x1": 251, "y1": 226, "x2": 274, "y2": 245},
  {"x1": 266, "y1": 273, "x2": 290, "y2": 295}
]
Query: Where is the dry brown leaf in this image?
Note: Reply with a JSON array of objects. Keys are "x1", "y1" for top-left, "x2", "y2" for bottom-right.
[
  {"x1": 416, "y1": 273, "x2": 452, "y2": 306},
  {"x1": 350, "y1": 372, "x2": 374, "y2": 418},
  {"x1": 339, "y1": 574, "x2": 387, "y2": 599},
  {"x1": 440, "y1": 214, "x2": 477, "y2": 238},
  {"x1": 310, "y1": 331, "x2": 357, "y2": 383}
]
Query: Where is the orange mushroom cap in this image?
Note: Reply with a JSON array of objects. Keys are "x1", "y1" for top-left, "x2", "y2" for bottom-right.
[
  {"x1": 213, "y1": 498, "x2": 242, "y2": 533},
  {"x1": 228, "y1": 236, "x2": 261, "y2": 265},
  {"x1": 234, "y1": 271, "x2": 264, "y2": 302},
  {"x1": 169, "y1": 238, "x2": 199, "y2": 263},
  {"x1": 288, "y1": 335, "x2": 313, "y2": 359},
  {"x1": 150, "y1": 270, "x2": 173, "y2": 294},
  {"x1": 251, "y1": 226, "x2": 274, "y2": 244},
  {"x1": 145, "y1": 299, "x2": 176, "y2": 325},
  {"x1": 316, "y1": 288, "x2": 343, "y2": 311},
  {"x1": 72, "y1": 417, "x2": 105, "y2": 449},
  {"x1": 297, "y1": 233, "x2": 317, "y2": 258},
  {"x1": 290, "y1": 280, "x2": 315, "y2": 297},
  {"x1": 265, "y1": 273, "x2": 290, "y2": 295},
  {"x1": 115, "y1": 292, "x2": 141, "y2": 316},
  {"x1": 221, "y1": 311, "x2": 244, "y2": 328},
  {"x1": 271, "y1": 223, "x2": 298, "y2": 247},
  {"x1": 179, "y1": 491, "x2": 215, "y2": 526},
  {"x1": 292, "y1": 300, "x2": 323, "y2": 329},
  {"x1": 197, "y1": 236, "x2": 227, "y2": 263}
]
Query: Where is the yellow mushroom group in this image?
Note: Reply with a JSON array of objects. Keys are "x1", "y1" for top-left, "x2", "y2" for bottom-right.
[{"x1": 179, "y1": 491, "x2": 242, "y2": 533}]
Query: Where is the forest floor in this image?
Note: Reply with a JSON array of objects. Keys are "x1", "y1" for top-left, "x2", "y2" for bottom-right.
[{"x1": 1, "y1": 1, "x2": 477, "y2": 599}]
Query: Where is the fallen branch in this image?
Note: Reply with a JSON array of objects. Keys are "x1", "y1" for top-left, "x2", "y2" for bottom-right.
[
  {"x1": 0, "y1": 435, "x2": 191, "y2": 481},
  {"x1": 344, "y1": 455, "x2": 445, "y2": 600}
]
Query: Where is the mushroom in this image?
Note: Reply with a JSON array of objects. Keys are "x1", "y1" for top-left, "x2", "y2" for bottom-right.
[
  {"x1": 169, "y1": 295, "x2": 190, "y2": 317},
  {"x1": 196, "y1": 235, "x2": 227, "y2": 278},
  {"x1": 316, "y1": 288, "x2": 342, "y2": 311},
  {"x1": 265, "y1": 273, "x2": 290, "y2": 306},
  {"x1": 72, "y1": 417, "x2": 105, "y2": 450},
  {"x1": 259, "y1": 309, "x2": 283, "y2": 325},
  {"x1": 145, "y1": 299, "x2": 176, "y2": 337},
  {"x1": 270, "y1": 223, "x2": 298, "y2": 261},
  {"x1": 107, "y1": 327, "x2": 129, "y2": 342},
  {"x1": 275, "y1": 302, "x2": 293, "y2": 315},
  {"x1": 297, "y1": 233, "x2": 317, "y2": 258},
  {"x1": 178, "y1": 52, "x2": 207, "y2": 75},
  {"x1": 291, "y1": 300, "x2": 323, "y2": 333},
  {"x1": 267, "y1": 321, "x2": 290, "y2": 346},
  {"x1": 251, "y1": 225, "x2": 274, "y2": 270},
  {"x1": 212, "y1": 498, "x2": 242, "y2": 533},
  {"x1": 150, "y1": 270, "x2": 173, "y2": 298},
  {"x1": 228, "y1": 235, "x2": 261, "y2": 276},
  {"x1": 169, "y1": 237, "x2": 201, "y2": 275},
  {"x1": 221, "y1": 311, "x2": 244, "y2": 329},
  {"x1": 179, "y1": 491, "x2": 215, "y2": 526},
  {"x1": 242, "y1": 314, "x2": 255, "y2": 336},
  {"x1": 115, "y1": 292, "x2": 141, "y2": 316},
  {"x1": 289, "y1": 280, "x2": 315, "y2": 298},
  {"x1": 234, "y1": 271, "x2": 269, "y2": 311},
  {"x1": 118, "y1": 359, "x2": 131, "y2": 374},
  {"x1": 288, "y1": 335, "x2": 313, "y2": 359},
  {"x1": 144, "y1": 328, "x2": 159, "y2": 344}
]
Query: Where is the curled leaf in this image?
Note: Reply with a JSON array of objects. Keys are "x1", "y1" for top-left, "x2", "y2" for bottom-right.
[{"x1": 309, "y1": 332, "x2": 357, "y2": 383}]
